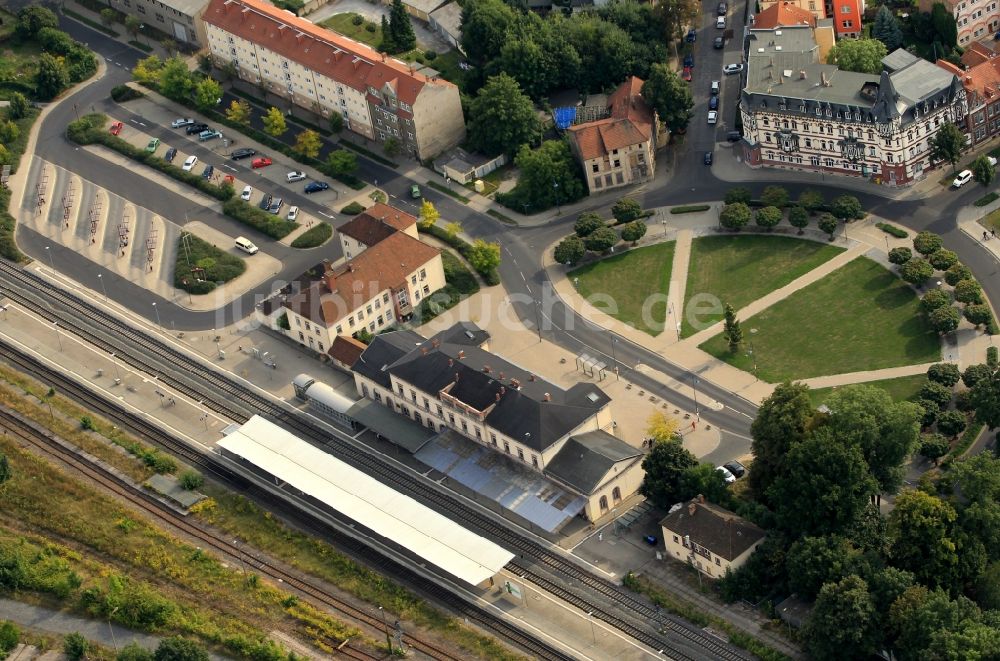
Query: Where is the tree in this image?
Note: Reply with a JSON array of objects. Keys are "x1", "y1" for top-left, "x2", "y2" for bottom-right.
[
  {"x1": 913, "y1": 231, "x2": 944, "y2": 256},
  {"x1": 125, "y1": 15, "x2": 142, "y2": 41},
  {"x1": 159, "y1": 57, "x2": 194, "y2": 101},
  {"x1": 921, "y1": 289, "x2": 951, "y2": 312},
  {"x1": 224, "y1": 100, "x2": 251, "y2": 126},
  {"x1": 646, "y1": 410, "x2": 680, "y2": 443},
  {"x1": 725, "y1": 187, "x2": 752, "y2": 205},
  {"x1": 748, "y1": 382, "x2": 813, "y2": 501},
  {"x1": 760, "y1": 185, "x2": 789, "y2": 208},
  {"x1": 938, "y1": 410, "x2": 967, "y2": 438},
  {"x1": 888, "y1": 490, "x2": 959, "y2": 588},
  {"x1": 872, "y1": 5, "x2": 904, "y2": 51},
  {"x1": 160, "y1": 38, "x2": 179, "y2": 57},
  {"x1": 928, "y1": 362, "x2": 961, "y2": 387},
  {"x1": 827, "y1": 38, "x2": 888, "y2": 73},
  {"x1": 383, "y1": 137, "x2": 402, "y2": 157},
  {"x1": 0, "y1": 621, "x2": 19, "y2": 656},
  {"x1": 574, "y1": 212, "x2": 604, "y2": 237},
  {"x1": 831, "y1": 194, "x2": 863, "y2": 221},
  {"x1": 930, "y1": 305, "x2": 961, "y2": 334},
  {"x1": 900, "y1": 258, "x2": 933, "y2": 285},
  {"x1": 132, "y1": 55, "x2": 163, "y2": 85},
  {"x1": 64, "y1": 632, "x2": 89, "y2": 661},
  {"x1": 755, "y1": 206, "x2": 782, "y2": 230},
  {"x1": 468, "y1": 74, "x2": 540, "y2": 158},
  {"x1": 417, "y1": 200, "x2": 439, "y2": 230},
  {"x1": 679, "y1": 463, "x2": 730, "y2": 505},
  {"x1": 379, "y1": 15, "x2": 395, "y2": 53},
  {"x1": 931, "y1": 1, "x2": 959, "y2": 48},
  {"x1": 35, "y1": 53, "x2": 68, "y2": 101},
  {"x1": 920, "y1": 433, "x2": 951, "y2": 464},
  {"x1": 803, "y1": 575, "x2": 879, "y2": 661},
  {"x1": 262, "y1": 107, "x2": 287, "y2": 138},
  {"x1": 0, "y1": 452, "x2": 10, "y2": 484},
  {"x1": 930, "y1": 122, "x2": 965, "y2": 173},
  {"x1": 584, "y1": 226, "x2": 619, "y2": 252},
  {"x1": 920, "y1": 380, "x2": 954, "y2": 409},
  {"x1": 117, "y1": 642, "x2": 154, "y2": 661},
  {"x1": 787, "y1": 535, "x2": 860, "y2": 599},
  {"x1": 506, "y1": 140, "x2": 584, "y2": 211},
  {"x1": 639, "y1": 438, "x2": 698, "y2": 508},
  {"x1": 387, "y1": 0, "x2": 416, "y2": 53},
  {"x1": 327, "y1": 110, "x2": 344, "y2": 134},
  {"x1": 554, "y1": 235, "x2": 586, "y2": 266},
  {"x1": 798, "y1": 189, "x2": 824, "y2": 213},
  {"x1": 620, "y1": 221, "x2": 647, "y2": 244},
  {"x1": 719, "y1": 203, "x2": 751, "y2": 231},
  {"x1": 723, "y1": 303, "x2": 743, "y2": 352},
  {"x1": 444, "y1": 222, "x2": 462, "y2": 239},
  {"x1": 788, "y1": 206, "x2": 809, "y2": 234},
  {"x1": 641, "y1": 63, "x2": 693, "y2": 133},
  {"x1": 15, "y1": 6, "x2": 58, "y2": 38},
  {"x1": 964, "y1": 363, "x2": 992, "y2": 388},
  {"x1": 467, "y1": 240, "x2": 501, "y2": 274},
  {"x1": 769, "y1": 429, "x2": 879, "y2": 536},
  {"x1": 973, "y1": 155, "x2": 996, "y2": 187},
  {"x1": 818, "y1": 213, "x2": 838, "y2": 239},
  {"x1": 460, "y1": 0, "x2": 519, "y2": 66},
  {"x1": 193, "y1": 77, "x2": 221, "y2": 111},
  {"x1": 100, "y1": 7, "x2": 118, "y2": 27},
  {"x1": 154, "y1": 637, "x2": 209, "y2": 661},
  {"x1": 889, "y1": 246, "x2": 913, "y2": 266},
  {"x1": 928, "y1": 249, "x2": 958, "y2": 271},
  {"x1": 0, "y1": 121, "x2": 19, "y2": 146},
  {"x1": 6, "y1": 93, "x2": 29, "y2": 121},
  {"x1": 293, "y1": 129, "x2": 322, "y2": 159},
  {"x1": 955, "y1": 279, "x2": 984, "y2": 304},
  {"x1": 327, "y1": 149, "x2": 357, "y2": 176},
  {"x1": 946, "y1": 262, "x2": 973, "y2": 286},
  {"x1": 971, "y1": 368, "x2": 1000, "y2": 429},
  {"x1": 964, "y1": 303, "x2": 993, "y2": 327},
  {"x1": 611, "y1": 197, "x2": 643, "y2": 223},
  {"x1": 178, "y1": 470, "x2": 204, "y2": 490}
]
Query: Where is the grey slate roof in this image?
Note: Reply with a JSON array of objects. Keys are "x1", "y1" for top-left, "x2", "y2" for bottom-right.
[
  {"x1": 660, "y1": 499, "x2": 766, "y2": 562},
  {"x1": 882, "y1": 48, "x2": 919, "y2": 72},
  {"x1": 544, "y1": 430, "x2": 642, "y2": 495},
  {"x1": 351, "y1": 329, "x2": 426, "y2": 388}
]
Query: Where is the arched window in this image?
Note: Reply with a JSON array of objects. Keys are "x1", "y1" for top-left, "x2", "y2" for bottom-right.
[
  {"x1": 599, "y1": 496, "x2": 609, "y2": 513},
  {"x1": 612, "y1": 487, "x2": 622, "y2": 503}
]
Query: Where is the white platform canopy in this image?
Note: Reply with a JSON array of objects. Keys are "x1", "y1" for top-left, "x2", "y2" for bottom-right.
[{"x1": 219, "y1": 415, "x2": 514, "y2": 585}]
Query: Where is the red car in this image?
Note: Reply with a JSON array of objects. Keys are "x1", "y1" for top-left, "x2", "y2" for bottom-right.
[
  {"x1": 109, "y1": 121, "x2": 123, "y2": 135},
  {"x1": 251, "y1": 157, "x2": 272, "y2": 169},
  {"x1": 682, "y1": 66, "x2": 693, "y2": 82}
]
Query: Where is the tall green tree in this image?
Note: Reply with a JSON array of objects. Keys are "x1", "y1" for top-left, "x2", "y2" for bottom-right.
[
  {"x1": 35, "y1": 53, "x2": 69, "y2": 101},
  {"x1": 826, "y1": 39, "x2": 888, "y2": 74},
  {"x1": 159, "y1": 57, "x2": 194, "y2": 101},
  {"x1": 803, "y1": 575, "x2": 879, "y2": 661},
  {"x1": 641, "y1": 63, "x2": 693, "y2": 134},
  {"x1": 327, "y1": 150, "x2": 357, "y2": 176},
  {"x1": 554, "y1": 236, "x2": 585, "y2": 266},
  {"x1": 830, "y1": 194, "x2": 863, "y2": 221},
  {"x1": 872, "y1": 5, "x2": 904, "y2": 51},
  {"x1": 973, "y1": 154, "x2": 996, "y2": 186},
  {"x1": 459, "y1": 0, "x2": 519, "y2": 66},
  {"x1": 193, "y1": 77, "x2": 221, "y2": 111},
  {"x1": 719, "y1": 202, "x2": 751, "y2": 230},
  {"x1": 125, "y1": 15, "x2": 142, "y2": 42},
  {"x1": 6, "y1": 93, "x2": 29, "y2": 121},
  {"x1": 931, "y1": 2, "x2": 958, "y2": 49},
  {"x1": 379, "y1": 16, "x2": 394, "y2": 53},
  {"x1": 679, "y1": 463, "x2": 731, "y2": 505},
  {"x1": 888, "y1": 586, "x2": 979, "y2": 661},
  {"x1": 387, "y1": 0, "x2": 416, "y2": 52},
  {"x1": 639, "y1": 439, "x2": 698, "y2": 509},
  {"x1": 787, "y1": 535, "x2": 861, "y2": 599},
  {"x1": 467, "y1": 74, "x2": 540, "y2": 158},
  {"x1": 294, "y1": 129, "x2": 322, "y2": 159},
  {"x1": 494, "y1": 38, "x2": 557, "y2": 101},
  {"x1": 507, "y1": 140, "x2": 584, "y2": 210},
  {"x1": 611, "y1": 197, "x2": 643, "y2": 223},
  {"x1": 262, "y1": 106, "x2": 287, "y2": 138},
  {"x1": 328, "y1": 110, "x2": 344, "y2": 133},
  {"x1": 723, "y1": 303, "x2": 743, "y2": 352},
  {"x1": 749, "y1": 382, "x2": 813, "y2": 502},
  {"x1": 15, "y1": 6, "x2": 58, "y2": 38},
  {"x1": 930, "y1": 122, "x2": 965, "y2": 172},
  {"x1": 888, "y1": 490, "x2": 959, "y2": 588}
]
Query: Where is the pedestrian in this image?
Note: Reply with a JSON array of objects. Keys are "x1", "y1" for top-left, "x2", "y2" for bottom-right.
[
  {"x1": 993, "y1": 228, "x2": 997, "y2": 238},
  {"x1": 985, "y1": 231, "x2": 990, "y2": 241}
]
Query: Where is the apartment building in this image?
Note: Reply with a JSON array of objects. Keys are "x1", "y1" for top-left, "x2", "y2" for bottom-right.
[
  {"x1": 351, "y1": 322, "x2": 646, "y2": 521},
  {"x1": 202, "y1": 0, "x2": 465, "y2": 159},
  {"x1": 920, "y1": 0, "x2": 1000, "y2": 46},
  {"x1": 567, "y1": 77, "x2": 662, "y2": 195},
  {"x1": 753, "y1": 2, "x2": 836, "y2": 61},
  {"x1": 758, "y1": 0, "x2": 828, "y2": 21},
  {"x1": 938, "y1": 45, "x2": 1000, "y2": 146},
  {"x1": 661, "y1": 496, "x2": 767, "y2": 579},
  {"x1": 336, "y1": 202, "x2": 418, "y2": 260},
  {"x1": 739, "y1": 29, "x2": 967, "y2": 186},
  {"x1": 107, "y1": 0, "x2": 209, "y2": 46},
  {"x1": 826, "y1": 0, "x2": 864, "y2": 38}
]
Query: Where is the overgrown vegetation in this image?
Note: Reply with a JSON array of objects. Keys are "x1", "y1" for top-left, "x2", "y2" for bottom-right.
[
  {"x1": 290, "y1": 223, "x2": 333, "y2": 249},
  {"x1": 174, "y1": 232, "x2": 246, "y2": 295},
  {"x1": 412, "y1": 250, "x2": 480, "y2": 324},
  {"x1": 419, "y1": 223, "x2": 500, "y2": 285}
]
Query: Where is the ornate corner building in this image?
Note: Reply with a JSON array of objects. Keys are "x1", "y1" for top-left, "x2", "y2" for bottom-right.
[{"x1": 738, "y1": 28, "x2": 966, "y2": 186}]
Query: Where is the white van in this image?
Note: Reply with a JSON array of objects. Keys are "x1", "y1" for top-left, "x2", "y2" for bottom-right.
[
  {"x1": 235, "y1": 236, "x2": 258, "y2": 255},
  {"x1": 716, "y1": 15, "x2": 726, "y2": 28}
]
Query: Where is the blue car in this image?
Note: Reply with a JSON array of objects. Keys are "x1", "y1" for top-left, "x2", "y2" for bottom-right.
[
  {"x1": 304, "y1": 181, "x2": 330, "y2": 194},
  {"x1": 686, "y1": 29, "x2": 697, "y2": 43},
  {"x1": 202, "y1": 164, "x2": 214, "y2": 180},
  {"x1": 683, "y1": 53, "x2": 694, "y2": 68},
  {"x1": 709, "y1": 96, "x2": 719, "y2": 110}
]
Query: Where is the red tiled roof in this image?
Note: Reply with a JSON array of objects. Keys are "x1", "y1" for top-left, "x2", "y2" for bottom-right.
[
  {"x1": 754, "y1": 2, "x2": 816, "y2": 29},
  {"x1": 568, "y1": 76, "x2": 654, "y2": 162},
  {"x1": 337, "y1": 203, "x2": 416, "y2": 247},
  {"x1": 962, "y1": 41, "x2": 1000, "y2": 67},
  {"x1": 203, "y1": 0, "x2": 455, "y2": 106},
  {"x1": 328, "y1": 334, "x2": 367, "y2": 367},
  {"x1": 938, "y1": 56, "x2": 1000, "y2": 104},
  {"x1": 284, "y1": 231, "x2": 439, "y2": 326}
]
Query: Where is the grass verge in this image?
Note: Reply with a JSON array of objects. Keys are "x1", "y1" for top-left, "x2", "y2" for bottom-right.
[
  {"x1": 978, "y1": 207, "x2": 1000, "y2": 233},
  {"x1": 974, "y1": 192, "x2": 999, "y2": 207},
  {"x1": 573, "y1": 242, "x2": 676, "y2": 335},
  {"x1": 807, "y1": 373, "x2": 927, "y2": 408},
  {"x1": 174, "y1": 231, "x2": 246, "y2": 294},
  {"x1": 682, "y1": 235, "x2": 844, "y2": 337},
  {"x1": 291, "y1": 222, "x2": 333, "y2": 249},
  {"x1": 427, "y1": 180, "x2": 470, "y2": 203},
  {"x1": 699, "y1": 257, "x2": 940, "y2": 381}
]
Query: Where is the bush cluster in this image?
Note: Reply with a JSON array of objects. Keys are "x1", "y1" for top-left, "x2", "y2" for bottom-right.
[
  {"x1": 412, "y1": 251, "x2": 480, "y2": 323},
  {"x1": 221, "y1": 198, "x2": 298, "y2": 240},
  {"x1": 876, "y1": 222, "x2": 908, "y2": 238},
  {"x1": 419, "y1": 224, "x2": 500, "y2": 285},
  {"x1": 340, "y1": 201, "x2": 366, "y2": 215},
  {"x1": 110, "y1": 84, "x2": 144, "y2": 102}
]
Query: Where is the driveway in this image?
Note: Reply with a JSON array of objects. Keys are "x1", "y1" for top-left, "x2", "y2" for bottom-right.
[{"x1": 305, "y1": 0, "x2": 453, "y2": 53}]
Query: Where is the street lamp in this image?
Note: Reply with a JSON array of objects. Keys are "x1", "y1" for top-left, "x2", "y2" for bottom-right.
[
  {"x1": 692, "y1": 375, "x2": 700, "y2": 419},
  {"x1": 97, "y1": 273, "x2": 108, "y2": 302},
  {"x1": 552, "y1": 180, "x2": 561, "y2": 214},
  {"x1": 748, "y1": 328, "x2": 759, "y2": 381},
  {"x1": 108, "y1": 606, "x2": 120, "y2": 653},
  {"x1": 588, "y1": 611, "x2": 596, "y2": 644},
  {"x1": 44, "y1": 246, "x2": 55, "y2": 271},
  {"x1": 53, "y1": 322, "x2": 63, "y2": 352},
  {"x1": 378, "y1": 606, "x2": 393, "y2": 653},
  {"x1": 152, "y1": 301, "x2": 162, "y2": 329},
  {"x1": 611, "y1": 337, "x2": 619, "y2": 381}
]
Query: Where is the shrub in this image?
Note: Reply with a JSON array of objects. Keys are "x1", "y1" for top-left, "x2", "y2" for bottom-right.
[
  {"x1": 222, "y1": 199, "x2": 297, "y2": 239},
  {"x1": 425, "y1": 50, "x2": 437, "y2": 60},
  {"x1": 975, "y1": 192, "x2": 999, "y2": 207},
  {"x1": 725, "y1": 187, "x2": 752, "y2": 204},
  {"x1": 921, "y1": 289, "x2": 951, "y2": 312},
  {"x1": 574, "y1": 212, "x2": 605, "y2": 237},
  {"x1": 927, "y1": 362, "x2": 961, "y2": 387},
  {"x1": 340, "y1": 201, "x2": 366, "y2": 215},
  {"x1": 80, "y1": 416, "x2": 95, "y2": 431},
  {"x1": 365, "y1": 22, "x2": 377, "y2": 32},
  {"x1": 351, "y1": 14, "x2": 364, "y2": 25},
  {"x1": 876, "y1": 222, "x2": 908, "y2": 238},
  {"x1": 174, "y1": 232, "x2": 246, "y2": 294},
  {"x1": 64, "y1": 633, "x2": 89, "y2": 661},
  {"x1": 989, "y1": 346, "x2": 999, "y2": 368},
  {"x1": 291, "y1": 223, "x2": 333, "y2": 248},
  {"x1": 418, "y1": 224, "x2": 500, "y2": 285},
  {"x1": 670, "y1": 204, "x2": 711, "y2": 214},
  {"x1": 928, "y1": 249, "x2": 959, "y2": 271},
  {"x1": 110, "y1": 84, "x2": 144, "y2": 102},
  {"x1": 179, "y1": 470, "x2": 204, "y2": 490},
  {"x1": 889, "y1": 247, "x2": 912, "y2": 265},
  {"x1": 0, "y1": 621, "x2": 19, "y2": 655}
]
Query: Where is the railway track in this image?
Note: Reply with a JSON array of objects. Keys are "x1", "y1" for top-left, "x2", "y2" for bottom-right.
[{"x1": 0, "y1": 260, "x2": 753, "y2": 661}]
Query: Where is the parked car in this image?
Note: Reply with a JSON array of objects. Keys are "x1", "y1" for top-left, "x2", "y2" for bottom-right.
[
  {"x1": 711, "y1": 80, "x2": 720, "y2": 95},
  {"x1": 145, "y1": 138, "x2": 160, "y2": 153},
  {"x1": 286, "y1": 171, "x2": 307, "y2": 182},
  {"x1": 240, "y1": 185, "x2": 252, "y2": 201},
  {"x1": 714, "y1": 36, "x2": 725, "y2": 49},
  {"x1": 230, "y1": 148, "x2": 256, "y2": 160},
  {"x1": 683, "y1": 53, "x2": 694, "y2": 68},
  {"x1": 953, "y1": 170, "x2": 974, "y2": 188},
  {"x1": 163, "y1": 147, "x2": 177, "y2": 163},
  {"x1": 202, "y1": 164, "x2": 214, "y2": 180},
  {"x1": 723, "y1": 460, "x2": 747, "y2": 478},
  {"x1": 185, "y1": 123, "x2": 209, "y2": 135},
  {"x1": 682, "y1": 66, "x2": 693, "y2": 82},
  {"x1": 716, "y1": 466, "x2": 736, "y2": 484},
  {"x1": 182, "y1": 155, "x2": 198, "y2": 171},
  {"x1": 726, "y1": 131, "x2": 742, "y2": 142},
  {"x1": 723, "y1": 63, "x2": 744, "y2": 75},
  {"x1": 287, "y1": 206, "x2": 299, "y2": 221},
  {"x1": 304, "y1": 181, "x2": 329, "y2": 194},
  {"x1": 685, "y1": 28, "x2": 697, "y2": 42},
  {"x1": 704, "y1": 151, "x2": 714, "y2": 165},
  {"x1": 259, "y1": 193, "x2": 272, "y2": 210},
  {"x1": 268, "y1": 197, "x2": 283, "y2": 215},
  {"x1": 716, "y1": 15, "x2": 726, "y2": 28},
  {"x1": 171, "y1": 118, "x2": 194, "y2": 128},
  {"x1": 410, "y1": 184, "x2": 422, "y2": 199},
  {"x1": 707, "y1": 111, "x2": 718, "y2": 124},
  {"x1": 252, "y1": 157, "x2": 273, "y2": 169},
  {"x1": 990, "y1": 156, "x2": 999, "y2": 167},
  {"x1": 709, "y1": 95, "x2": 719, "y2": 110},
  {"x1": 198, "y1": 129, "x2": 222, "y2": 142},
  {"x1": 109, "y1": 122, "x2": 123, "y2": 136},
  {"x1": 718, "y1": 1, "x2": 728, "y2": 14}
]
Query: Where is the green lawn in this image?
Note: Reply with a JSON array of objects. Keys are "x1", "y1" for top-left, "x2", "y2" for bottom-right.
[
  {"x1": 573, "y1": 242, "x2": 675, "y2": 335},
  {"x1": 808, "y1": 374, "x2": 928, "y2": 408},
  {"x1": 681, "y1": 235, "x2": 844, "y2": 337},
  {"x1": 979, "y1": 207, "x2": 1000, "y2": 233},
  {"x1": 321, "y1": 13, "x2": 385, "y2": 48},
  {"x1": 0, "y1": 38, "x2": 42, "y2": 96},
  {"x1": 699, "y1": 257, "x2": 940, "y2": 381},
  {"x1": 174, "y1": 232, "x2": 246, "y2": 294}
]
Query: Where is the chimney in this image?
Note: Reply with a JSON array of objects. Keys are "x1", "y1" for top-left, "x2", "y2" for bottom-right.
[
  {"x1": 448, "y1": 358, "x2": 453, "y2": 367},
  {"x1": 495, "y1": 392, "x2": 501, "y2": 402},
  {"x1": 799, "y1": 70, "x2": 806, "y2": 80},
  {"x1": 543, "y1": 392, "x2": 551, "y2": 401},
  {"x1": 420, "y1": 346, "x2": 428, "y2": 355},
  {"x1": 454, "y1": 372, "x2": 459, "y2": 382},
  {"x1": 687, "y1": 502, "x2": 697, "y2": 516},
  {"x1": 698, "y1": 494, "x2": 706, "y2": 504},
  {"x1": 500, "y1": 386, "x2": 506, "y2": 396},
  {"x1": 458, "y1": 350, "x2": 465, "y2": 359},
  {"x1": 529, "y1": 373, "x2": 536, "y2": 381},
  {"x1": 483, "y1": 365, "x2": 491, "y2": 373}
]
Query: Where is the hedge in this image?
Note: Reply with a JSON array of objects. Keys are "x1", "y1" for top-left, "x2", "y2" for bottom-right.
[
  {"x1": 110, "y1": 85, "x2": 144, "y2": 102},
  {"x1": 290, "y1": 223, "x2": 333, "y2": 249},
  {"x1": 975, "y1": 192, "x2": 999, "y2": 207},
  {"x1": 876, "y1": 222, "x2": 908, "y2": 238},
  {"x1": 66, "y1": 114, "x2": 234, "y2": 202},
  {"x1": 419, "y1": 224, "x2": 500, "y2": 285},
  {"x1": 341, "y1": 201, "x2": 366, "y2": 215},
  {"x1": 670, "y1": 204, "x2": 711, "y2": 214},
  {"x1": 940, "y1": 422, "x2": 984, "y2": 467},
  {"x1": 174, "y1": 232, "x2": 246, "y2": 294},
  {"x1": 989, "y1": 346, "x2": 999, "y2": 367},
  {"x1": 222, "y1": 198, "x2": 298, "y2": 239}
]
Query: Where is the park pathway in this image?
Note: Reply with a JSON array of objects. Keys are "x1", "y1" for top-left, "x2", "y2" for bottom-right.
[{"x1": 665, "y1": 229, "x2": 692, "y2": 339}]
